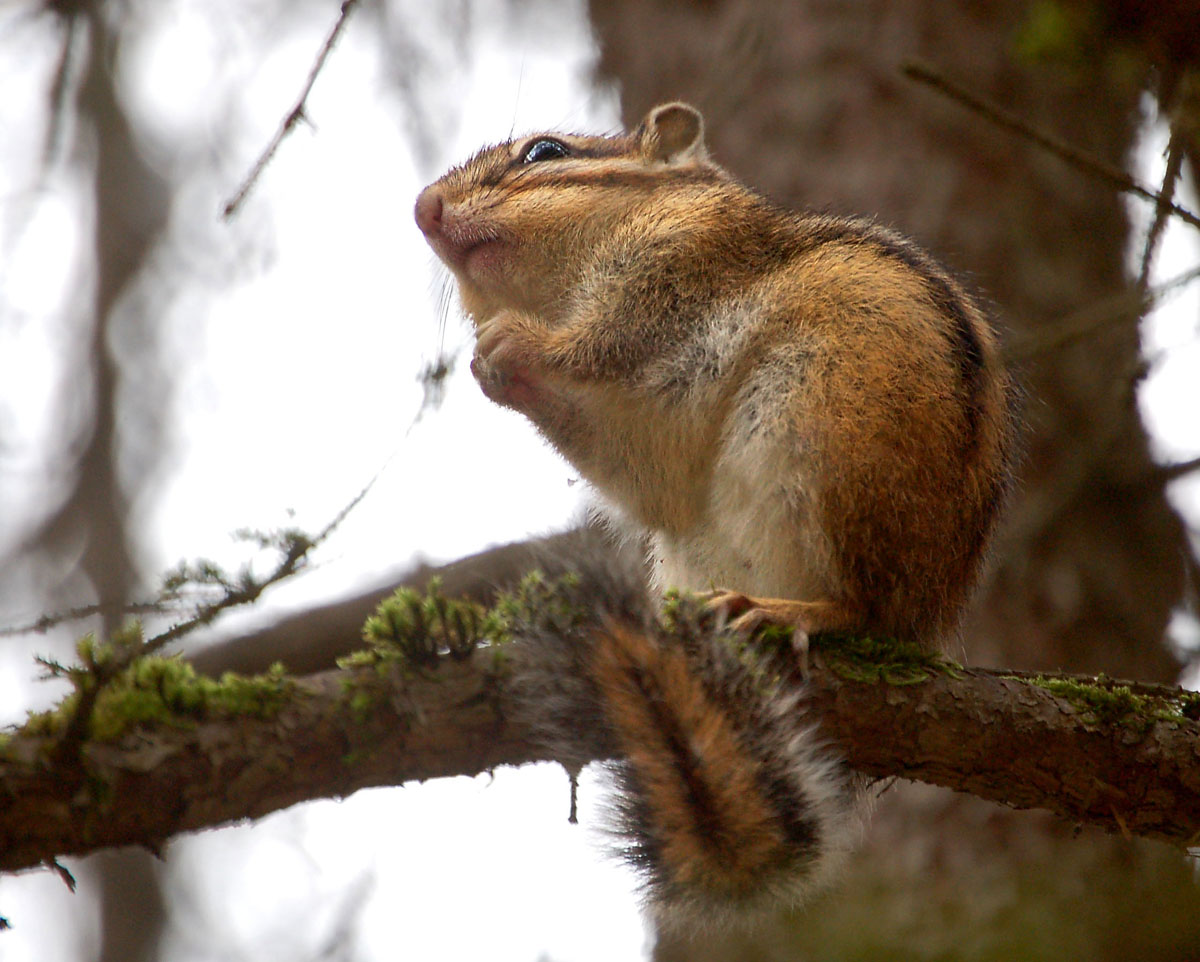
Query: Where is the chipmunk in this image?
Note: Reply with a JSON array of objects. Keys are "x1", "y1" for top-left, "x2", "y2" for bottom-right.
[{"x1": 415, "y1": 103, "x2": 1016, "y2": 929}]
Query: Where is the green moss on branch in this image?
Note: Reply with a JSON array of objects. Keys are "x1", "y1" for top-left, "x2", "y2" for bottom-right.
[{"x1": 13, "y1": 649, "x2": 291, "y2": 749}]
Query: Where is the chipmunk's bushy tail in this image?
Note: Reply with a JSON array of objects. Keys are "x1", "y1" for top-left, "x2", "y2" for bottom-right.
[{"x1": 510, "y1": 554, "x2": 860, "y2": 931}]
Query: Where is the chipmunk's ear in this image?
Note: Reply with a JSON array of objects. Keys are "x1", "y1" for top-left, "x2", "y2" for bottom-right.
[{"x1": 638, "y1": 102, "x2": 707, "y2": 164}]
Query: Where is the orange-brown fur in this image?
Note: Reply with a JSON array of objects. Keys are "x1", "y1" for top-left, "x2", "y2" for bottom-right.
[
  {"x1": 589, "y1": 621, "x2": 787, "y2": 896},
  {"x1": 418, "y1": 102, "x2": 1016, "y2": 929},
  {"x1": 416, "y1": 102, "x2": 1015, "y2": 646},
  {"x1": 506, "y1": 556, "x2": 857, "y2": 929}
]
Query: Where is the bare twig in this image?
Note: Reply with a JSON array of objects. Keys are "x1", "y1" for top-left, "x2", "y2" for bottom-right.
[
  {"x1": 48, "y1": 858, "x2": 76, "y2": 893},
  {"x1": 1136, "y1": 127, "x2": 1187, "y2": 292},
  {"x1": 0, "y1": 601, "x2": 182, "y2": 638},
  {"x1": 1160, "y1": 453, "x2": 1200, "y2": 483},
  {"x1": 1125, "y1": 124, "x2": 1188, "y2": 397},
  {"x1": 32, "y1": 474, "x2": 378, "y2": 775},
  {"x1": 39, "y1": 10, "x2": 80, "y2": 185},
  {"x1": 3, "y1": 462, "x2": 379, "y2": 644},
  {"x1": 1005, "y1": 262, "x2": 1200, "y2": 363},
  {"x1": 221, "y1": 0, "x2": 362, "y2": 219},
  {"x1": 142, "y1": 473, "x2": 376, "y2": 657},
  {"x1": 902, "y1": 61, "x2": 1200, "y2": 232},
  {"x1": 1005, "y1": 288, "x2": 1145, "y2": 364}
]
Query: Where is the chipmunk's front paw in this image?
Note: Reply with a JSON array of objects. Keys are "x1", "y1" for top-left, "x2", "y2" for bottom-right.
[{"x1": 471, "y1": 311, "x2": 545, "y2": 411}]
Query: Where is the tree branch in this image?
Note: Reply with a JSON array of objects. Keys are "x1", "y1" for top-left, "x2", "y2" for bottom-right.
[
  {"x1": 0, "y1": 655, "x2": 532, "y2": 873},
  {"x1": 902, "y1": 60, "x2": 1200, "y2": 232},
  {"x1": 187, "y1": 526, "x2": 623, "y2": 677},
  {"x1": 3, "y1": 597, "x2": 1197, "y2": 874},
  {"x1": 221, "y1": 0, "x2": 361, "y2": 219}
]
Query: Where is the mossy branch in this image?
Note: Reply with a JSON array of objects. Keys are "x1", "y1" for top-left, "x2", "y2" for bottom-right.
[
  {"x1": 12, "y1": 487, "x2": 374, "y2": 786},
  {"x1": 2, "y1": 574, "x2": 1198, "y2": 877}
]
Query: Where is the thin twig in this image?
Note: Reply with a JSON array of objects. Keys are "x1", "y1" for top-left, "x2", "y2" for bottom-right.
[
  {"x1": 0, "y1": 600, "x2": 182, "y2": 638},
  {"x1": 1122, "y1": 124, "x2": 1189, "y2": 397},
  {"x1": 1006, "y1": 262, "x2": 1200, "y2": 363},
  {"x1": 1160, "y1": 453, "x2": 1200, "y2": 484},
  {"x1": 39, "y1": 12, "x2": 80, "y2": 185},
  {"x1": 221, "y1": 0, "x2": 362, "y2": 219},
  {"x1": 38, "y1": 473, "x2": 380, "y2": 772},
  {"x1": 902, "y1": 61, "x2": 1200, "y2": 232},
  {"x1": 1005, "y1": 288, "x2": 1145, "y2": 364},
  {"x1": 141, "y1": 473, "x2": 377, "y2": 656},
  {"x1": 1136, "y1": 127, "x2": 1186, "y2": 292},
  {"x1": 49, "y1": 859, "x2": 76, "y2": 893}
]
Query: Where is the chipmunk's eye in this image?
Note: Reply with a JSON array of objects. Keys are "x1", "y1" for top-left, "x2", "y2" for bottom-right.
[{"x1": 521, "y1": 139, "x2": 570, "y2": 164}]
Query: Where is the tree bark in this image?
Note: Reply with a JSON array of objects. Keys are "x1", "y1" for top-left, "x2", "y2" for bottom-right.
[
  {"x1": 22, "y1": 6, "x2": 174, "y2": 959},
  {"x1": 3, "y1": 632, "x2": 1197, "y2": 874}
]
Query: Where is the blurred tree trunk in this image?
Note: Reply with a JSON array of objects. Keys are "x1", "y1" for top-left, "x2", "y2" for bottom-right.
[
  {"x1": 585, "y1": 0, "x2": 1198, "y2": 958},
  {"x1": 29, "y1": 5, "x2": 172, "y2": 961}
]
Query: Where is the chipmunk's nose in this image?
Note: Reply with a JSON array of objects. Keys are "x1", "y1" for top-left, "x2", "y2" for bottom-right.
[{"x1": 414, "y1": 186, "x2": 443, "y2": 235}]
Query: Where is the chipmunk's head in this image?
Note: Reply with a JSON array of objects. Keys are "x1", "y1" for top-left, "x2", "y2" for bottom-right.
[{"x1": 414, "y1": 103, "x2": 717, "y2": 323}]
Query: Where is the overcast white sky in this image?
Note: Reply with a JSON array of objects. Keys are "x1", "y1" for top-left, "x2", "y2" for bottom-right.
[{"x1": 0, "y1": 1, "x2": 1198, "y2": 959}]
